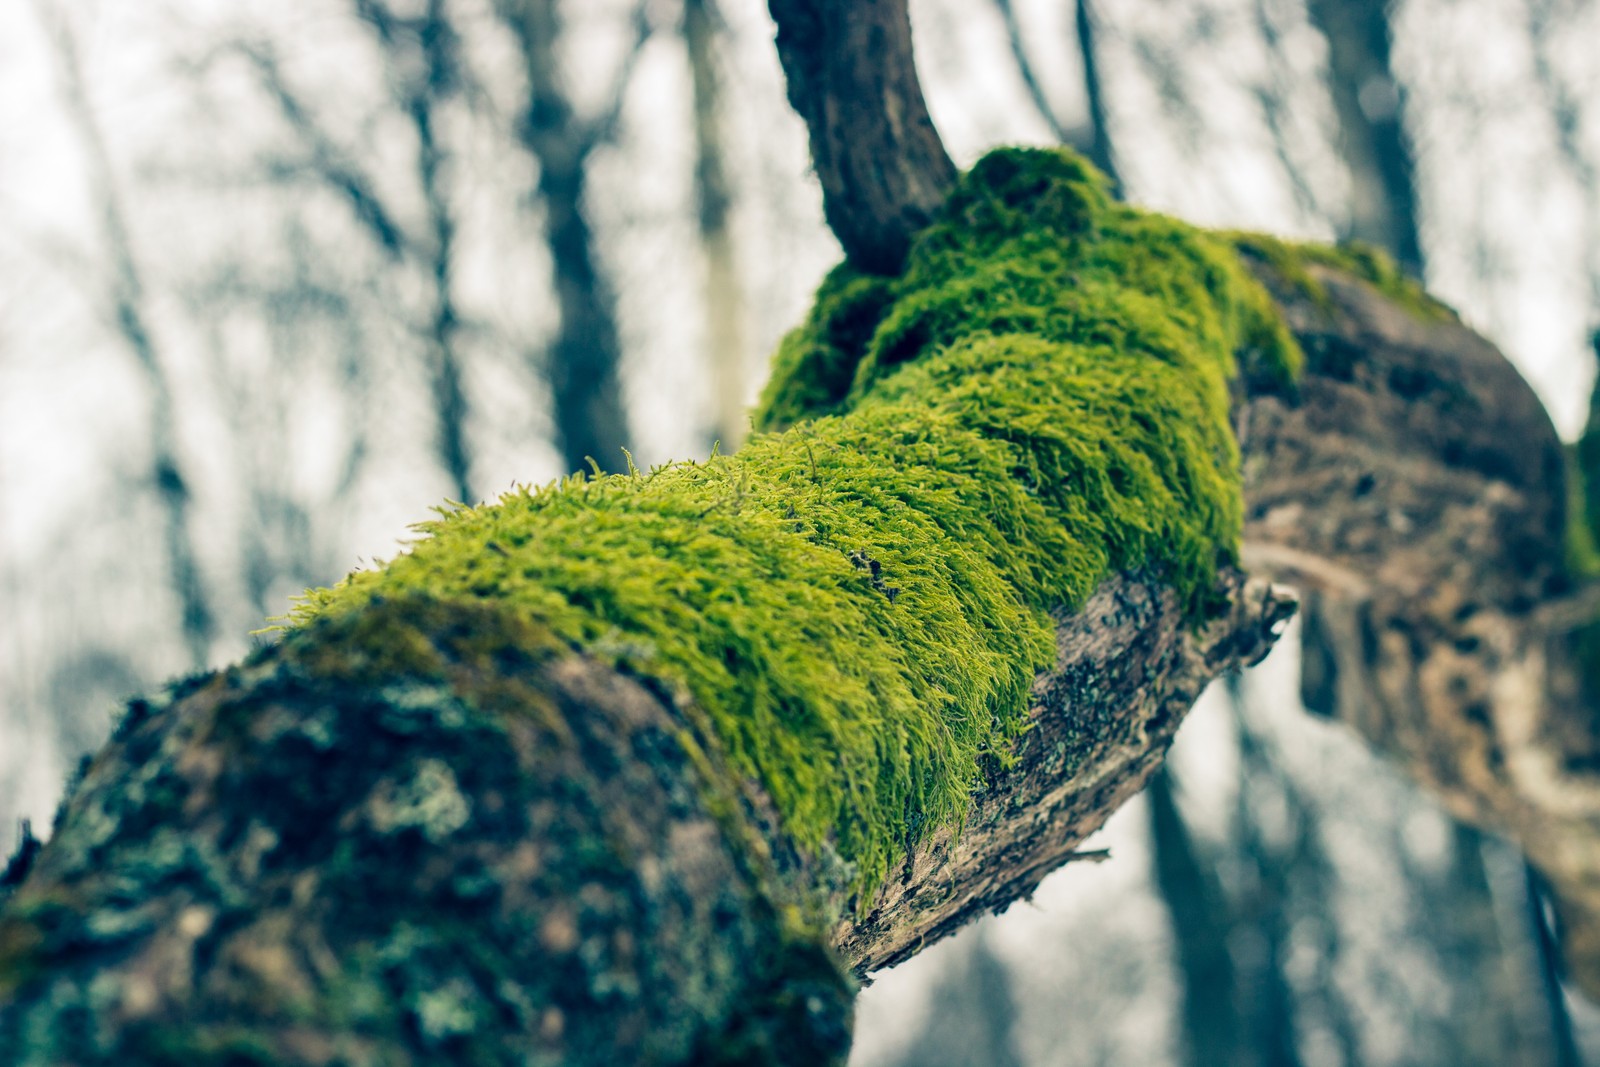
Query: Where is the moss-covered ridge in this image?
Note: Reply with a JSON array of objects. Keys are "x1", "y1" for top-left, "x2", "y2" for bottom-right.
[
  {"x1": 1228, "y1": 231, "x2": 1456, "y2": 323},
  {"x1": 291, "y1": 147, "x2": 1299, "y2": 900}
]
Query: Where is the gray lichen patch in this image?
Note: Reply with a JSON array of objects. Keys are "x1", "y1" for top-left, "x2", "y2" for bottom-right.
[
  {"x1": 363, "y1": 759, "x2": 471, "y2": 843},
  {"x1": 0, "y1": 597, "x2": 854, "y2": 1065}
]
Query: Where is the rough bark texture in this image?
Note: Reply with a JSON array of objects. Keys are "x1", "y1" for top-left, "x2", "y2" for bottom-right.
[
  {"x1": 837, "y1": 570, "x2": 1294, "y2": 971},
  {"x1": 0, "y1": 600, "x2": 853, "y2": 1065},
  {"x1": 1237, "y1": 259, "x2": 1600, "y2": 997},
  {"x1": 5, "y1": 0, "x2": 1598, "y2": 1052},
  {"x1": 766, "y1": 0, "x2": 956, "y2": 274},
  {"x1": 0, "y1": 575, "x2": 1288, "y2": 1065}
]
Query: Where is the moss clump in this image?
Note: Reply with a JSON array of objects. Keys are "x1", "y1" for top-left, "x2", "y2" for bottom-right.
[
  {"x1": 1229, "y1": 232, "x2": 1456, "y2": 324},
  {"x1": 290, "y1": 147, "x2": 1298, "y2": 901}
]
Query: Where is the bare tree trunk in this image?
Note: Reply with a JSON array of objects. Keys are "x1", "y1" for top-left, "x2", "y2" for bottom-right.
[
  {"x1": 1148, "y1": 767, "x2": 1243, "y2": 1067},
  {"x1": 241, "y1": 8, "x2": 475, "y2": 504},
  {"x1": 35, "y1": 1, "x2": 216, "y2": 670},
  {"x1": 684, "y1": 0, "x2": 750, "y2": 452},
  {"x1": 1072, "y1": 0, "x2": 1120, "y2": 192},
  {"x1": 1303, "y1": 0, "x2": 1424, "y2": 276},
  {"x1": 886, "y1": 928, "x2": 1026, "y2": 1067},
  {"x1": 989, "y1": 0, "x2": 1120, "y2": 193},
  {"x1": 496, "y1": 0, "x2": 636, "y2": 475},
  {"x1": 358, "y1": 0, "x2": 475, "y2": 502},
  {"x1": 766, "y1": 0, "x2": 955, "y2": 273}
]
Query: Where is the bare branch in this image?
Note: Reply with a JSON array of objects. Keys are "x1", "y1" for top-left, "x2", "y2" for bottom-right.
[
  {"x1": 685, "y1": 0, "x2": 749, "y2": 450},
  {"x1": 32, "y1": 0, "x2": 217, "y2": 669},
  {"x1": 990, "y1": 0, "x2": 1070, "y2": 144},
  {"x1": 766, "y1": 0, "x2": 956, "y2": 274},
  {"x1": 1304, "y1": 0, "x2": 1425, "y2": 276},
  {"x1": 1073, "y1": 0, "x2": 1120, "y2": 191},
  {"x1": 238, "y1": 41, "x2": 409, "y2": 260}
]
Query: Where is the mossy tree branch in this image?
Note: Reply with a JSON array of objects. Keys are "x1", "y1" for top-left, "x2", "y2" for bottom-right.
[
  {"x1": 4, "y1": 0, "x2": 1594, "y2": 1059},
  {"x1": 0, "y1": 149, "x2": 1295, "y2": 1064},
  {"x1": 1, "y1": 141, "x2": 1592, "y2": 1058},
  {"x1": 4, "y1": 0, "x2": 1597, "y2": 1057}
]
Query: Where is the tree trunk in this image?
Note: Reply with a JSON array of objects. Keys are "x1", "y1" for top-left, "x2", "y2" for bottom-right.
[
  {"x1": 496, "y1": 0, "x2": 635, "y2": 476},
  {"x1": 1304, "y1": 0, "x2": 1425, "y2": 277}
]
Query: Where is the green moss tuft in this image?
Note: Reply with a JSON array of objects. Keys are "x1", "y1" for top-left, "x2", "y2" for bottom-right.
[
  {"x1": 755, "y1": 265, "x2": 896, "y2": 430},
  {"x1": 1229, "y1": 232, "x2": 1456, "y2": 324},
  {"x1": 290, "y1": 146, "x2": 1299, "y2": 902}
]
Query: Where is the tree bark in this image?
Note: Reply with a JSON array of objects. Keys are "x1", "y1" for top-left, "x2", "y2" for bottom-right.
[
  {"x1": 765, "y1": 0, "x2": 956, "y2": 274},
  {"x1": 1237, "y1": 257, "x2": 1600, "y2": 999}
]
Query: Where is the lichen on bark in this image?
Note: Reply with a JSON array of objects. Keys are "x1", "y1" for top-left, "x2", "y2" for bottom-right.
[{"x1": 290, "y1": 147, "x2": 1298, "y2": 901}]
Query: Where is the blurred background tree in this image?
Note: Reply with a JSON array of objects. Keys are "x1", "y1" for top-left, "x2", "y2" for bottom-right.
[{"x1": 1, "y1": 0, "x2": 1596, "y2": 1062}]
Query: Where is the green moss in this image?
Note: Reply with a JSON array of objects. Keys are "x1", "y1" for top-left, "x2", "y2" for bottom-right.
[
  {"x1": 756, "y1": 266, "x2": 896, "y2": 430},
  {"x1": 1230, "y1": 232, "x2": 1456, "y2": 324},
  {"x1": 1566, "y1": 365, "x2": 1600, "y2": 706},
  {"x1": 289, "y1": 147, "x2": 1299, "y2": 902},
  {"x1": 1565, "y1": 444, "x2": 1600, "y2": 579}
]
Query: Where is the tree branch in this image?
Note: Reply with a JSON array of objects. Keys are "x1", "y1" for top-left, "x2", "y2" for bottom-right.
[
  {"x1": 33, "y1": 0, "x2": 217, "y2": 670},
  {"x1": 1234, "y1": 252, "x2": 1600, "y2": 997},
  {"x1": 3, "y1": 155, "x2": 1589, "y2": 1053},
  {"x1": 766, "y1": 0, "x2": 956, "y2": 274}
]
